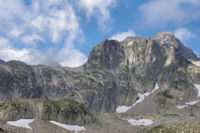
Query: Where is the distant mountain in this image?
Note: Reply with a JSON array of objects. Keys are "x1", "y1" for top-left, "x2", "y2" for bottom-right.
[
  {"x1": 0, "y1": 32, "x2": 200, "y2": 132},
  {"x1": 0, "y1": 59, "x2": 5, "y2": 64}
]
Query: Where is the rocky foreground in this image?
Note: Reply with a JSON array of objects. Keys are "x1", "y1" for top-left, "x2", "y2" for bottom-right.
[
  {"x1": 147, "y1": 123, "x2": 200, "y2": 133},
  {"x1": 0, "y1": 32, "x2": 200, "y2": 132}
]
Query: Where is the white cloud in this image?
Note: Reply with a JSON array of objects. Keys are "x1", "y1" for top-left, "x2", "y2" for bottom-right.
[
  {"x1": 0, "y1": 0, "x2": 27, "y2": 36},
  {"x1": 110, "y1": 30, "x2": 136, "y2": 41},
  {"x1": 0, "y1": 0, "x2": 119, "y2": 67},
  {"x1": 30, "y1": 6, "x2": 81, "y2": 43},
  {"x1": 0, "y1": 37, "x2": 60, "y2": 67},
  {"x1": 0, "y1": 0, "x2": 87, "y2": 67},
  {"x1": 182, "y1": 0, "x2": 200, "y2": 6},
  {"x1": 58, "y1": 47, "x2": 87, "y2": 67},
  {"x1": 0, "y1": 38, "x2": 9, "y2": 47},
  {"x1": 0, "y1": 38, "x2": 41, "y2": 64},
  {"x1": 22, "y1": 34, "x2": 44, "y2": 45},
  {"x1": 140, "y1": 0, "x2": 200, "y2": 26},
  {"x1": 174, "y1": 28, "x2": 196, "y2": 42},
  {"x1": 9, "y1": 27, "x2": 24, "y2": 37},
  {"x1": 57, "y1": 30, "x2": 87, "y2": 67},
  {"x1": 78, "y1": 0, "x2": 117, "y2": 31}
]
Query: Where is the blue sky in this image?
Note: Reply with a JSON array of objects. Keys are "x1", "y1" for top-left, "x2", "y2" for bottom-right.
[{"x1": 0, "y1": 0, "x2": 200, "y2": 67}]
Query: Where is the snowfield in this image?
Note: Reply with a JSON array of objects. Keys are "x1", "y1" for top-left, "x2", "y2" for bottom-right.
[
  {"x1": 152, "y1": 84, "x2": 159, "y2": 93},
  {"x1": 194, "y1": 84, "x2": 200, "y2": 97},
  {"x1": 116, "y1": 84, "x2": 159, "y2": 113},
  {"x1": 177, "y1": 84, "x2": 200, "y2": 109},
  {"x1": 176, "y1": 100, "x2": 199, "y2": 109},
  {"x1": 49, "y1": 121, "x2": 86, "y2": 133},
  {"x1": 7, "y1": 119, "x2": 35, "y2": 130},
  {"x1": 116, "y1": 93, "x2": 150, "y2": 113},
  {"x1": 124, "y1": 118, "x2": 153, "y2": 126},
  {"x1": 176, "y1": 105, "x2": 188, "y2": 109},
  {"x1": 116, "y1": 105, "x2": 131, "y2": 113},
  {"x1": 186, "y1": 100, "x2": 199, "y2": 105}
]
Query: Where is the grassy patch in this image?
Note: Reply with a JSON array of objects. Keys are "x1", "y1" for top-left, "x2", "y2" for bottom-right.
[
  {"x1": 160, "y1": 90, "x2": 174, "y2": 99},
  {"x1": 151, "y1": 125, "x2": 164, "y2": 130},
  {"x1": 164, "y1": 113, "x2": 179, "y2": 117},
  {"x1": 11, "y1": 103, "x2": 21, "y2": 112}
]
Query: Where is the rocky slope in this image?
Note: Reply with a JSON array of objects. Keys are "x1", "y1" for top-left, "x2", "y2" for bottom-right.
[
  {"x1": 0, "y1": 99, "x2": 93, "y2": 125},
  {"x1": 0, "y1": 32, "x2": 200, "y2": 132},
  {"x1": 146, "y1": 123, "x2": 200, "y2": 133}
]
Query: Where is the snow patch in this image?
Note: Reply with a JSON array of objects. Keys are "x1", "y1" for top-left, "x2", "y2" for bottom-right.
[
  {"x1": 176, "y1": 83, "x2": 200, "y2": 109},
  {"x1": 7, "y1": 119, "x2": 35, "y2": 130},
  {"x1": 186, "y1": 100, "x2": 198, "y2": 105},
  {"x1": 124, "y1": 118, "x2": 153, "y2": 126},
  {"x1": 176, "y1": 100, "x2": 199, "y2": 109},
  {"x1": 194, "y1": 84, "x2": 200, "y2": 97},
  {"x1": 152, "y1": 84, "x2": 159, "y2": 93},
  {"x1": 176, "y1": 105, "x2": 188, "y2": 109},
  {"x1": 116, "y1": 84, "x2": 159, "y2": 113},
  {"x1": 116, "y1": 93, "x2": 150, "y2": 113},
  {"x1": 116, "y1": 106, "x2": 131, "y2": 113},
  {"x1": 50, "y1": 121, "x2": 85, "y2": 133}
]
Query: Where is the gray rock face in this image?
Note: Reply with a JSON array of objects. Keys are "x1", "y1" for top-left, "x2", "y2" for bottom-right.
[
  {"x1": 153, "y1": 32, "x2": 199, "y2": 60},
  {"x1": 0, "y1": 32, "x2": 199, "y2": 114},
  {"x1": 88, "y1": 39, "x2": 124, "y2": 70}
]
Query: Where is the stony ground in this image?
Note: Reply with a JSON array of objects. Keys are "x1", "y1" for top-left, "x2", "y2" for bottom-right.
[
  {"x1": 1, "y1": 95, "x2": 200, "y2": 133},
  {"x1": 146, "y1": 123, "x2": 200, "y2": 133},
  {"x1": 1, "y1": 111, "x2": 200, "y2": 133}
]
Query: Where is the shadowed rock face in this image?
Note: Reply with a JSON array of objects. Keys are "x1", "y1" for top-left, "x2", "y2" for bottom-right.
[
  {"x1": 87, "y1": 39, "x2": 124, "y2": 70},
  {"x1": 0, "y1": 32, "x2": 200, "y2": 114}
]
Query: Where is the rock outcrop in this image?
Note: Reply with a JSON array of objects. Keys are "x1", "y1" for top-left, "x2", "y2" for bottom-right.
[{"x1": 0, "y1": 99, "x2": 93, "y2": 125}]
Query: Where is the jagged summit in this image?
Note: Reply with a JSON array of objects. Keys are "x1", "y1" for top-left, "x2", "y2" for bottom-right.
[
  {"x1": 152, "y1": 32, "x2": 199, "y2": 60},
  {"x1": 87, "y1": 39, "x2": 123, "y2": 69},
  {"x1": 89, "y1": 32, "x2": 198, "y2": 65},
  {"x1": 152, "y1": 31, "x2": 184, "y2": 48},
  {"x1": 153, "y1": 32, "x2": 175, "y2": 40}
]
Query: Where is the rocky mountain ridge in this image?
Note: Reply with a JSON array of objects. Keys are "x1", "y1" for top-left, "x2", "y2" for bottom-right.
[
  {"x1": 0, "y1": 32, "x2": 200, "y2": 132},
  {"x1": 0, "y1": 32, "x2": 199, "y2": 112}
]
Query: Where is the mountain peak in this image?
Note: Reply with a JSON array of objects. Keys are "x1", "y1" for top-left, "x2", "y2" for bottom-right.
[
  {"x1": 87, "y1": 39, "x2": 124, "y2": 69},
  {"x1": 153, "y1": 32, "x2": 174, "y2": 38},
  {"x1": 152, "y1": 32, "x2": 198, "y2": 60},
  {"x1": 152, "y1": 32, "x2": 177, "y2": 44}
]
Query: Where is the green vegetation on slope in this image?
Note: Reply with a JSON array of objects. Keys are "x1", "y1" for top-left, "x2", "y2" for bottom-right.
[{"x1": 0, "y1": 98, "x2": 94, "y2": 125}]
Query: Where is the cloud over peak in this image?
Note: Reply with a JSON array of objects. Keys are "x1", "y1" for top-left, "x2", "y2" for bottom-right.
[
  {"x1": 0, "y1": 0, "x2": 118, "y2": 67},
  {"x1": 174, "y1": 28, "x2": 196, "y2": 42},
  {"x1": 110, "y1": 30, "x2": 136, "y2": 41}
]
